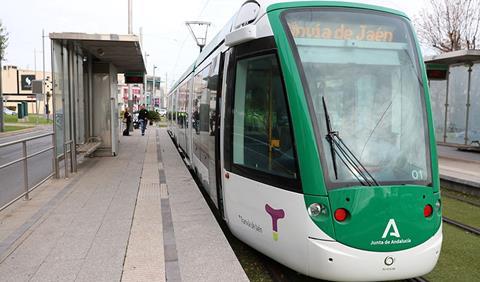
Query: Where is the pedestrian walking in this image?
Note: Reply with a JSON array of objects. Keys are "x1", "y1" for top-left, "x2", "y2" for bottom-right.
[
  {"x1": 123, "y1": 107, "x2": 132, "y2": 136},
  {"x1": 138, "y1": 104, "x2": 149, "y2": 136}
]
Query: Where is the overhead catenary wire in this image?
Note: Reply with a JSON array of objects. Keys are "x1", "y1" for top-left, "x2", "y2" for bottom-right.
[{"x1": 170, "y1": 0, "x2": 211, "y2": 80}]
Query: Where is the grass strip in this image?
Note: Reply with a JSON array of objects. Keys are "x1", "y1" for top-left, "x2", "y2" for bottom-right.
[
  {"x1": 425, "y1": 224, "x2": 480, "y2": 282},
  {"x1": 4, "y1": 125, "x2": 33, "y2": 132},
  {"x1": 3, "y1": 114, "x2": 18, "y2": 123},
  {"x1": 442, "y1": 196, "x2": 480, "y2": 229}
]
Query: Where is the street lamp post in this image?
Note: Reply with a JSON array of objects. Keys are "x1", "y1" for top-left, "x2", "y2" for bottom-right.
[
  {"x1": 42, "y1": 29, "x2": 48, "y2": 120},
  {"x1": 127, "y1": 0, "x2": 134, "y2": 131},
  {"x1": 144, "y1": 52, "x2": 149, "y2": 109},
  {"x1": 152, "y1": 65, "x2": 157, "y2": 110},
  {"x1": 128, "y1": 0, "x2": 133, "y2": 34},
  {"x1": 0, "y1": 59, "x2": 3, "y2": 132}
]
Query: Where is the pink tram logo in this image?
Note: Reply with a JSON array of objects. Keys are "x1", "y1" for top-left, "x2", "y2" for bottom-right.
[{"x1": 265, "y1": 204, "x2": 285, "y2": 241}]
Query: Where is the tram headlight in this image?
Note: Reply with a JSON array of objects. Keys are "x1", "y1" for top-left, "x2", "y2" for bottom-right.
[
  {"x1": 308, "y1": 203, "x2": 327, "y2": 217},
  {"x1": 435, "y1": 199, "x2": 441, "y2": 211}
]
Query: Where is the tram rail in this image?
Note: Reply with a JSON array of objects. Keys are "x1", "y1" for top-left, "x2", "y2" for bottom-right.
[
  {"x1": 443, "y1": 216, "x2": 480, "y2": 235},
  {"x1": 407, "y1": 277, "x2": 429, "y2": 282},
  {"x1": 442, "y1": 191, "x2": 480, "y2": 208}
]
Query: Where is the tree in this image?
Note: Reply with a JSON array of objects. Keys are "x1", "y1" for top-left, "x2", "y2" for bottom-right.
[
  {"x1": 415, "y1": 0, "x2": 480, "y2": 53},
  {"x1": 0, "y1": 21, "x2": 7, "y2": 59},
  {"x1": 0, "y1": 21, "x2": 9, "y2": 132}
]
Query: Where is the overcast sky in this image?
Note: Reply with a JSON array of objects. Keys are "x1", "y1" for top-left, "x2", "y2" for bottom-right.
[{"x1": 0, "y1": 0, "x2": 425, "y2": 87}]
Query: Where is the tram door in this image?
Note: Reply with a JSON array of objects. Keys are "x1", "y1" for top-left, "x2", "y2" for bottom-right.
[
  {"x1": 223, "y1": 39, "x2": 301, "y2": 254},
  {"x1": 207, "y1": 53, "x2": 224, "y2": 210},
  {"x1": 214, "y1": 52, "x2": 225, "y2": 216}
]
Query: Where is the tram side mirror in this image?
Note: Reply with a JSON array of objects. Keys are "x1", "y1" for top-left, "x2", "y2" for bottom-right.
[{"x1": 225, "y1": 25, "x2": 257, "y2": 47}]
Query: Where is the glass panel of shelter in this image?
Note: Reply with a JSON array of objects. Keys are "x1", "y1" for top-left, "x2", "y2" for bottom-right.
[
  {"x1": 429, "y1": 80, "x2": 447, "y2": 143},
  {"x1": 446, "y1": 65, "x2": 468, "y2": 145},
  {"x1": 52, "y1": 41, "x2": 64, "y2": 157}
]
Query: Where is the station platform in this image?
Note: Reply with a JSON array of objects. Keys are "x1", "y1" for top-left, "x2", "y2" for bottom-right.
[
  {"x1": 0, "y1": 127, "x2": 248, "y2": 282},
  {"x1": 437, "y1": 145, "x2": 480, "y2": 195}
]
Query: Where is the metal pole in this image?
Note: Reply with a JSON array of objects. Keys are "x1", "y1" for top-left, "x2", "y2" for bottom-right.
[
  {"x1": 165, "y1": 72, "x2": 168, "y2": 93},
  {"x1": 0, "y1": 59, "x2": 4, "y2": 132},
  {"x1": 23, "y1": 141, "x2": 30, "y2": 200},
  {"x1": 51, "y1": 133, "x2": 57, "y2": 178},
  {"x1": 34, "y1": 48, "x2": 37, "y2": 77},
  {"x1": 42, "y1": 29, "x2": 47, "y2": 120},
  {"x1": 71, "y1": 141, "x2": 74, "y2": 173},
  {"x1": 64, "y1": 141, "x2": 69, "y2": 178},
  {"x1": 88, "y1": 55, "x2": 93, "y2": 137},
  {"x1": 63, "y1": 44, "x2": 68, "y2": 179},
  {"x1": 51, "y1": 39, "x2": 59, "y2": 178},
  {"x1": 152, "y1": 65, "x2": 156, "y2": 110},
  {"x1": 144, "y1": 52, "x2": 148, "y2": 110},
  {"x1": 34, "y1": 48, "x2": 38, "y2": 119},
  {"x1": 165, "y1": 72, "x2": 167, "y2": 108},
  {"x1": 464, "y1": 64, "x2": 472, "y2": 145},
  {"x1": 128, "y1": 0, "x2": 133, "y2": 34},
  {"x1": 443, "y1": 68, "x2": 450, "y2": 143}
]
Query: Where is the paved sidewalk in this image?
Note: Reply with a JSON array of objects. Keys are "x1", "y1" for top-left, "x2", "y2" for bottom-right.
[
  {"x1": 0, "y1": 127, "x2": 247, "y2": 282},
  {"x1": 0, "y1": 128, "x2": 146, "y2": 281},
  {"x1": 437, "y1": 145, "x2": 480, "y2": 190},
  {"x1": 158, "y1": 129, "x2": 247, "y2": 282}
]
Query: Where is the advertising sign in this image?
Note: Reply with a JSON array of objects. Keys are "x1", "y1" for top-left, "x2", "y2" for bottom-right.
[{"x1": 21, "y1": 75, "x2": 36, "y2": 90}]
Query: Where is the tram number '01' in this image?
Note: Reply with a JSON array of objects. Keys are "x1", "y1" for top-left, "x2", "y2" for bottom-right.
[{"x1": 411, "y1": 170, "x2": 424, "y2": 180}]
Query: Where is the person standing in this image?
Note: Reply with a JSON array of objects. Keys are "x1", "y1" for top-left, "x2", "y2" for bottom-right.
[
  {"x1": 123, "y1": 107, "x2": 132, "y2": 136},
  {"x1": 138, "y1": 104, "x2": 149, "y2": 136}
]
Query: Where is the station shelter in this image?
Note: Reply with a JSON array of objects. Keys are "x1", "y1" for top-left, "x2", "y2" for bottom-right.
[
  {"x1": 50, "y1": 33, "x2": 145, "y2": 176},
  {"x1": 425, "y1": 50, "x2": 480, "y2": 147}
]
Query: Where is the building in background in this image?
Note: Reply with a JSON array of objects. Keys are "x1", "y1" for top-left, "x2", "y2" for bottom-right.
[
  {"x1": 1, "y1": 65, "x2": 52, "y2": 115},
  {"x1": 145, "y1": 75, "x2": 163, "y2": 110},
  {"x1": 117, "y1": 74, "x2": 142, "y2": 111}
]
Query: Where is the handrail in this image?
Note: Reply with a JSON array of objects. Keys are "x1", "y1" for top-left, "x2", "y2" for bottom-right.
[
  {"x1": 0, "y1": 132, "x2": 53, "y2": 148},
  {"x1": 0, "y1": 146, "x2": 54, "y2": 170},
  {"x1": 0, "y1": 132, "x2": 55, "y2": 212}
]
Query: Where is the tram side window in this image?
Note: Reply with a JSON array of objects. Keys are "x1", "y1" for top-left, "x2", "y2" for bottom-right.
[
  {"x1": 233, "y1": 54, "x2": 297, "y2": 179},
  {"x1": 178, "y1": 82, "x2": 189, "y2": 128}
]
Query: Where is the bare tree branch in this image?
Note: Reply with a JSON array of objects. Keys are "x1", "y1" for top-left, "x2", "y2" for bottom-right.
[
  {"x1": 414, "y1": 0, "x2": 480, "y2": 53},
  {"x1": 0, "y1": 21, "x2": 8, "y2": 60}
]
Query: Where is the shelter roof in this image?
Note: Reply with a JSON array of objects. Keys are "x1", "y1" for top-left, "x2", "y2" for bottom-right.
[
  {"x1": 49, "y1": 32, "x2": 146, "y2": 73},
  {"x1": 424, "y1": 50, "x2": 480, "y2": 65}
]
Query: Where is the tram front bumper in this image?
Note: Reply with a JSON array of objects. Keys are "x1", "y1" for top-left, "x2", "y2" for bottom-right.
[{"x1": 306, "y1": 226, "x2": 442, "y2": 281}]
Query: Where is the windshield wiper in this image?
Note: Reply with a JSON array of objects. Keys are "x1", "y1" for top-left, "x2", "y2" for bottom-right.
[
  {"x1": 322, "y1": 96, "x2": 339, "y2": 179},
  {"x1": 322, "y1": 96, "x2": 379, "y2": 186}
]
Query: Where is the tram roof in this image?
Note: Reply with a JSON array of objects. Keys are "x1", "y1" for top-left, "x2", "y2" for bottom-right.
[
  {"x1": 258, "y1": 0, "x2": 407, "y2": 17},
  {"x1": 169, "y1": 0, "x2": 408, "y2": 92}
]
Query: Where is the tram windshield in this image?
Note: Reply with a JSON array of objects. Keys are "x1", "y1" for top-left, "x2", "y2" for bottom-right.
[{"x1": 282, "y1": 8, "x2": 431, "y2": 188}]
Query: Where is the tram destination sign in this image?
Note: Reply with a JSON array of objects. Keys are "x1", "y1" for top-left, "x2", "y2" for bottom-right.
[{"x1": 287, "y1": 22, "x2": 396, "y2": 43}]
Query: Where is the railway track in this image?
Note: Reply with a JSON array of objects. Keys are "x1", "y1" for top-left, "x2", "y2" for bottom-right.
[
  {"x1": 443, "y1": 192, "x2": 480, "y2": 207},
  {"x1": 407, "y1": 277, "x2": 429, "y2": 282},
  {"x1": 443, "y1": 216, "x2": 480, "y2": 235}
]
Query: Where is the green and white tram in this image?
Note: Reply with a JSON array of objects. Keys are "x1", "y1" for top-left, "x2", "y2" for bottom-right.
[{"x1": 167, "y1": 1, "x2": 442, "y2": 280}]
